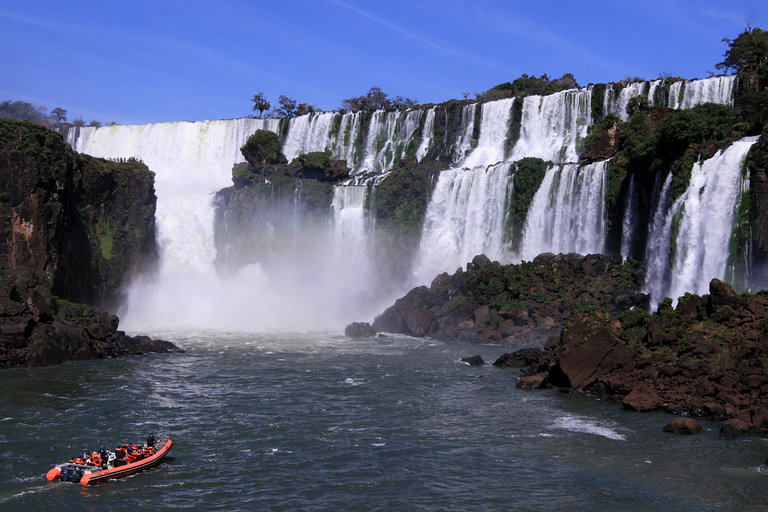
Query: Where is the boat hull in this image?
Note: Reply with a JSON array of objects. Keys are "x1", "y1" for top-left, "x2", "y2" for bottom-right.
[{"x1": 47, "y1": 439, "x2": 173, "y2": 485}]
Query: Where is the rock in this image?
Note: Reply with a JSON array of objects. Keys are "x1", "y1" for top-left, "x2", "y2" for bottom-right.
[
  {"x1": 468, "y1": 254, "x2": 492, "y2": 270},
  {"x1": 516, "y1": 373, "x2": 547, "y2": 389},
  {"x1": 493, "y1": 348, "x2": 542, "y2": 368},
  {"x1": 344, "y1": 322, "x2": 377, "y2": 338},
  {"x1": 720, "y1": 418, "x2": 750, "y2": 438},
  {"x1": 461, "y1": 355, "x2": 484, "y2": 366},
  {"x1": 663, "y1": 418, "x2": 703, "y2": 434},
  {"x1": 622, "y1": 383, "x2": 662, "y2": 412},
  {"x1": 547, "y1": 308, "x2": 634, "y2": 390},
  {"x1": 363, "y1": 253, "x2": 645, "y2": 345}
]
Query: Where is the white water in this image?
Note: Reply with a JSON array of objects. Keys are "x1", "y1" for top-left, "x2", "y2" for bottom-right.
[
  {"x1": 452, "y1": 103, "x2": 478, "y2": 163},
  {"x1": 413, "y1": 163, "x2": 512, "y2": 284},
  {"x1": 462, "y1": 98, "x2": 514, "y2": 169},
  {"x1": 644, "y1": 137, "x2": 759, "y2": 306},
  {"x1": 68, "y1": 118, "x2": 356, "y2": 331},
  {"x1": 519, "y1": 161, "x2": 608, "y2": 262},
  {"x1": 620, "y1": 175, "x2": 637, "y2": 261},
  {"x1": 668, "y1": 76, "x2": 735, "y2": 110},
  {"x1": 664, "y1": 136, "x2": 759, "y2": 301}
]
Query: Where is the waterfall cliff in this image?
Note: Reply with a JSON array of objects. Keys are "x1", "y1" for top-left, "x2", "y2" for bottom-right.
[{"x1": 66, "y1": 75, "x2": 754, "y2": 328}]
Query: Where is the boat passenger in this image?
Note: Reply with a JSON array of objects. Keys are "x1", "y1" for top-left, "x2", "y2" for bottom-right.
[{"x1": 147, "y1": 433, "x2": 156, "y2": 448}]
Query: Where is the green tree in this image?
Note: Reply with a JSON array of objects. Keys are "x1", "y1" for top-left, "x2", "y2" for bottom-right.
[
  {"x1": 274, "y1": 95, "x2": 298, "y2": 118},
  {"x1": 0, "y1": 100, "x2": 48, "y2": 123},
  {"x1": 72, "y1": 117, "x2": 85, "y2": 127},
  {"x1": 716, "y1": 24, "x2": 768, "y2": 88},
  {"x1": 50, "y1": 107, "x2": 67, "y2": 123},
  {"x1": 251, "y1": 92, "x2": 270, "y2": 118},
  {"x1": 341, "y1": 87, "x2": 415, "y2": 112},
  {"x1": 89, "y1": 120, "x2": 102, "y2": 128}
]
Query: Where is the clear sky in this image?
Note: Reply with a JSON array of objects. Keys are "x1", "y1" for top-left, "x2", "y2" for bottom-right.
[{"x1": 0, "y1": 0, "x2": 763, "y2": 126}]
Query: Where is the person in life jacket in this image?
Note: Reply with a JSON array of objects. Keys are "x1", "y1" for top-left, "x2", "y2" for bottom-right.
[{"x1": 146, "y1": 433, "x2": 156, "y2": 448}]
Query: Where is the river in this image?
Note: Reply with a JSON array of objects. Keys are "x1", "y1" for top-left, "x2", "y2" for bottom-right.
[{"x1": 2, "y1": 330, "x2": 768, "y2": 511}]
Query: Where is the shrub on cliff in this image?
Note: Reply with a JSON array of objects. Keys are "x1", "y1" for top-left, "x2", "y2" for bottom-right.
[{"x1": 241, "y1": 130, "x2": 287, "y2": 167}]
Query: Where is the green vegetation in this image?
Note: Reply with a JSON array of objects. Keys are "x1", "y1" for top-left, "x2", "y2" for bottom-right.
[
  {"x1": 341, "y1": 87, "x2": 417, "y2": 113},
  {"x1": 506, "y1": 157, "x2": 548, "y2": 251},
  {"x1": 240, "y1": 130, "x2": 287, "y2": 167},
  {"x1": 476, "y1": 73, "x2": 579, "y2": 102}
]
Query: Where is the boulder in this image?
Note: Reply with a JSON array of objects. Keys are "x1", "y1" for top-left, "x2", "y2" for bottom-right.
[
  {"x1": 663, "y1": 417, "x2": 703, "y2": 434},
  {"x1": 720, "y1": 418, "x2": 750, "y2": 438},
  {"x1": 493, "y1": 348, "x2": 542, "y2": 368},
  {"x1": 622, "y1": 383, "x2": 662, "y2": 412},
  {"x1": 517, "y1": 373, "x2": 547, "y2": 389},
  {"x1": 461, "y1": 355, "x2": 484, "y2": 366},
  {"x1": 344, "y1": 322, "x2": 377, "y2": 338}
]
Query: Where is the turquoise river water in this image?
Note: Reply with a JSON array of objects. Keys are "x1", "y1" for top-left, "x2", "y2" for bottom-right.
[{"x1": 1, "y1": 331, "x2": 768, "y2": 511}]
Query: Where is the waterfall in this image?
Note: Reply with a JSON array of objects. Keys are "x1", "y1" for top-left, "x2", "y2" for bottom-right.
[
  {"x1": 644, "y1": 136, "x2": 759, "y2": 307},
  {"x1": 413, "y1": 163, "x2": 512, "y2": 283},
  {"x1": 415, "y1": 107, "x2": 436, "y2": 162},
  {"x1": 604, "y1": 80, "x2": 661, "y2": 120},
  {"x1": 519, "y1": 161, "x2": 608, "y2": 261},
  {"x1": 452, "y1": 103, "x2": 478, "y2": 163},
  {"x1": 282, "y1": 112, "x2": 338, "y2": 162},
  {"x1": 620, "y1": 175, "x2": 637, "y2": 261},
  {"x1": 663, "y1": 136, "x2": 759, "y2": 302},
  {"x1": 643, "y1": 174, "x2": 675, "y2": 307},
  {"x1": 668, "y1": 76, "x2": 736, "y2": 109},
  {"x1": 67, "y1": 118, "x2": 360, "y2": 331},
  {"x1": 462, "y1": 98, "x2": 515, "y2": 168},
  {"x1": 508, "y1": 87, "x2": 592, "y2": 163}
]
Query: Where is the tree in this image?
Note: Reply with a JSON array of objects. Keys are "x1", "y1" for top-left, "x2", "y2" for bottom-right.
[
  {"x1": 341, "y1": 87, "x2": 415, "y2": 112},
  {"x1": 89, "y1": 120, "x2": 102, "y2": 128},
  {"x1": 274, "y1": 95, "x2": 298, "y2": 118},
  {"x1": 0, "y1": 100, "x2": 48, "y2": 124},
  {"x1": 50, "y1": 107, "x2": 67, "y2": 123},
  {"x1": 72, "y1": 117, "x2": 85, "y2": 127},
  {"x1": 716, "y1": 24, "x2": 768, "y2": 90},
  {"x1": 251, "y1": 92, "x2": 270, "y2": 118}
]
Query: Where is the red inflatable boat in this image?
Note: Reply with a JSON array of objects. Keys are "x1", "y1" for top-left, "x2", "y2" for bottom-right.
[{"x1": 46, "y1": 438, "x2": 173, "y2": 485}]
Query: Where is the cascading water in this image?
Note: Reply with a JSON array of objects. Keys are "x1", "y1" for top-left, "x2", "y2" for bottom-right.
[
  {"x1": 508, "y1": 87, "x2": 592, "y2": 163},
  {"x1": 415, "y1": 107, "x2": 435, "y2": 162},
  {"x1": 451, "y1": 103, "x2": 478, "y2": 163},
  {"x1": 604, "y1": 80, "x2": 661, "y2": 120},
  {"x1": 413, "y1": 163, "x2": 512, "y2": 284},
  {"x1": 620, "y1": 175, "x2": 637, "y2": 261},
  {"x1": 668, "y1": 75, "x2": 736, "y2": 109},
  {"x1": 518, "y1": 161, "x2": 608, "y2": 262},
  {"x1": 68, "y1": 118, "x2": 359, "y2": 331},
  {"x1": 660, "y1": 136, "x2": 759, "y2": 303}
]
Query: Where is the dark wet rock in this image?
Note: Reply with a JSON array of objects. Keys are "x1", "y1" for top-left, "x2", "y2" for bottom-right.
[
  {"x1": 529, "y1": 279, "x2": 768, "y2": 436},
  {"x1": 461, "y1": 355, "x2": 484, "y2": 366},
  {"x1": 720, "y1": 418, "x2": 750, "y2": 438},
  {"x1": 368, "y1": 253, "x2": 645, "y2": 346},
  {"x1": 622, "y1": 383, "x2": 662, "y2": 412},
  {"x1": 344, "y1": 322, "x2": 377, "y2": 338},
  {"x1": 663, "y1": 418, "x2": 703, "y2": 435},
  {"x1": 516, "y1": 373, "x2": 547, "y2": 389},
  {"x1": 493, "y1": 348, "x2": 542, "y2": 368}
]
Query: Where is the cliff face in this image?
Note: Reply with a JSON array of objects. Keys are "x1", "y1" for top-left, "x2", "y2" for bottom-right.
[
  {"x1": 0, "y1": 120, "x2": 158, "y2": 311},
  {"x1": 0, "y1": 120, "x2": 175, "y2": 367}
]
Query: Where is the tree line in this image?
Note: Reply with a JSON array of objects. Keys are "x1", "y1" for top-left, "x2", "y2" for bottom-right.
[{"x1": 0, "y1": 101, "x2": 112, "y2": 128}]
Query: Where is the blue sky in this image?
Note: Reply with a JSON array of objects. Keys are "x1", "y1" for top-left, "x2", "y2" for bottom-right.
[{"x1": 0, "y1": 0, "x2": 763, "y2": 125}]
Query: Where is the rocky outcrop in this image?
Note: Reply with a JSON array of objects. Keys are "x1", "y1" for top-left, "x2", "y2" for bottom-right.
[
  {"x1": 0, "y1": 120, "x2": 158, "y2": 311},
  {"x1": 344, "y1": 322, "x2": 377, "y2": 338},
  {"x1": 0, "y1": 120, "x2": 180, "y2": 367},
  {"x1": 369, "y1": 253, "x2": 646, "y2": 346},
  {"x1": 0, "y1": 269, "x2": 181, "y2": 367},
  {"x1": 524, "y1": 278, "x2": 768, "y2": 436}
]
